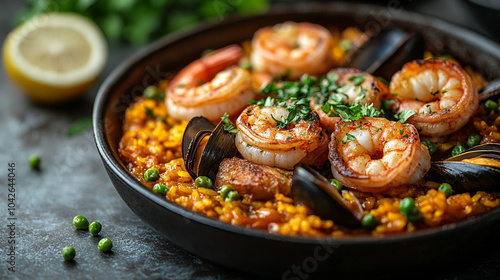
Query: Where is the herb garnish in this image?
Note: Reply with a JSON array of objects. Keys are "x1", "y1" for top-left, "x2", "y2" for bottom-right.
[
  {"x1": 342, "y1": 133, "x2": 356, "y2": 144},
  {"x1": 394, "y1": 110, "x2": 416, "y2": 123},
  {"x1": 221, "y1": 113, "x2": 238, "y2": 134},
  {"x1": 65, "y1": 117, "x2": 92, "y2": 137}
]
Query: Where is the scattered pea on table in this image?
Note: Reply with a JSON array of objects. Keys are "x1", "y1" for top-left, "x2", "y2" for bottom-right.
[
  {"x1": 61, "y1": 247, "x2": 76, "y2": 261},
  {"x1": 98, "y1": 238, "x2": 113, "y2": 252},
  {"x1": 89, "y1": 221, "x2": 102, "y2": 236},
  {"x1": 73, "y1": 215, "x2": 89, "y2": 230},
  {"x1": 28, "y1": 154, "x2": 41, "y2": 169}
]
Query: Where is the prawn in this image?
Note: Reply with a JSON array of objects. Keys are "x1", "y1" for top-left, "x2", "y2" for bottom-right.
[
  {"x1": 235, "y1": 104, "x2": 329, "y2": 170},
  {"x1": 250, "y1": 21, "x2": 334, "y2": 80},
  {"x1": 329, "y1": 117, "x2": 431, "y2": 193},
  {"x1": 166, "y1": 45, "x2": 255, "y2": 122},
  {"x1": 312, "y1": 68, "x2": 389, "y2": 131},
  {"x1": 389, "y1": 59, "x2": 479, "y2": 136}
]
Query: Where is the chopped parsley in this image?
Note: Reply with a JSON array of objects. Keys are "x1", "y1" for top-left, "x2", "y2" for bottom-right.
[
  {"x1": 145, "y1": 106, "x2": 157, "y2": 119},
  {"x1": 394, "y1": 110, "x2": 416, "y2": 123},
  {"x1": 221, "y1": 113, "x2": 238, "y2": 134},
  {"x1": 430, "y1": 90, "x2": 439, "y2": 96},
  {"x1": 348, "y1": 75, "x2": 365, "y2": 86},
  {"x1": 327, "y1": 103, "x2": 382, "y2": 121},
  {"x1": 342, "y1": 133, "x2": 356, "y2": 144}
]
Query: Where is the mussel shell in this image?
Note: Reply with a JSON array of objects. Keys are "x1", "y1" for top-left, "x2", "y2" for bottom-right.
[
  {"x1": 479, "y1": 79, "x2": 500, "y2": 101},
  {"x1": 291, "y1": 164, "x2": 363, "y2": 227},
  {"x1": 444, "y1": 143, "x2": 500, "y2": 162},
  {"x1": 184, "y1": 130, "x2": 211, "y2": 179},
  {"x1": 182, "y1": 116, "x2": 216, "y2": 179},
  {"x1": 427, "y1": 161, "x2": 500, "y2": 193},
  {"x1": 182, "y1": 116, "x2": 216, "y2": 159},
  {"x1": 346, "y1": 28, "x2": 425, "y2": 80},
  {"x1": 197, "y1": 121, "x2": 239, "y2": 182}
]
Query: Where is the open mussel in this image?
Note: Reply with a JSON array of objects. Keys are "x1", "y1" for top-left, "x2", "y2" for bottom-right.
[
  {"x1": 346, "y1": 28, "x2": 425, "y2": 80},
  {"x1": 182, "y1": 116, "x2": 239, "y2": 181},
  {"x1": 291, "y1": 164, "x2": 363, "y2": 227},
  {"x1": 426, "y1": 143, "x2": 500, "y2": 193}
]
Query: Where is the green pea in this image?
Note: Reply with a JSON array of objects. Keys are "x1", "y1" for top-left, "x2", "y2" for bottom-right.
[
  {"x1": 467, "y1": 134, "x2": 482, "y2": 148},
  {"x1": 144, "y1": 168, "x2": 159, "y2": 182},
  {"x1": 143, "y1": 85, "x2": 164, "y2": 100},
  {"x1": 195, "y1": 176, "x2": 212, "y2": 188},
  {"x1": 219, "y1": 185, "x2": 234, "y2": 199},
  {"x1": 153, "y1": 184, "x2": 168, "y2": 195},
  {"x1": 484, "y1": 100, "x2": 498, "y2": 112},
  {"x1": 89, "y1": 221, "x2": 102, "y2": 236},
  {"x1": 73, "y1": 215, "x2": 89, "y2": 230},
  {"x1": 330, "y1": 179, "x2": 343, "y2": 191},
  {"x1": 399, "y1": 197, "x2": 422, "y2": 222},
  {"x1": 438, "y1": 183, "x2": 453, "y2": 198},
  {"x1": 98, "y1": 238, "x2": 113, "y2": 252},
  {"x1": 451, "y1": 144, "x2": 466, "y2": 157},
  {"x1": 61, "y1": 247, "x2": 76, "y2": 261},
  {"x1": 29, "y1": 154, "x2": 41, "y2": 170},
  {"x1": 422, "y1": 140, "x2": 438, "y2": 156},
  {"x1": 225, "y1": 190, "x2": 241, "y2": 202},
  {"x1": 361, "y1": 213, "x2": 378, "y2": 229}
]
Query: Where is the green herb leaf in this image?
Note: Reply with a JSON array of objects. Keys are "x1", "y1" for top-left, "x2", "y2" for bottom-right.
[
  {"x1": 348, "y1": 75, "x2": 365, "y2": 86},
  {"x1": 342, "y1": 133, "x2": 356, "y2": 144},
  {"x1": 65, "y1": 117, "x2": 92, "y2": 137},
  {"x1": 221, "y1": 113, "x2": 238, "y2": 134},
  {"x1": 394, "y1": 110, "x2": 416, "y2": 123}
]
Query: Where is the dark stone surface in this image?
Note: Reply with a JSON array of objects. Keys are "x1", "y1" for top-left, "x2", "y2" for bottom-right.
[{"x1": 1, "y1": 1, "x2": 500, "y2": 279}]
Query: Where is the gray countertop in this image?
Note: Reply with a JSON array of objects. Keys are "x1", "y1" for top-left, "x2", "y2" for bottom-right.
[{"x1": 1, "y1": 1, "x2": 500, "y2": 279}]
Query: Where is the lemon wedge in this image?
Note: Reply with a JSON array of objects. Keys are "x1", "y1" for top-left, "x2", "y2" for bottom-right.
[{"x1": 3, "y1": 13, "x2": 108, "y2": 104}]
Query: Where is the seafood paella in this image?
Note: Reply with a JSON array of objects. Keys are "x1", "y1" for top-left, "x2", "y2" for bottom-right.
[{"x1": 118, "y1": 22, "x2": 500, "y2": 237}]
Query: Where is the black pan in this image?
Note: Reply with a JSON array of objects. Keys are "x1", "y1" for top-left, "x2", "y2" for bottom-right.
[{"x1": 93, "y1": 2, "x2": 500, "y2": 278}]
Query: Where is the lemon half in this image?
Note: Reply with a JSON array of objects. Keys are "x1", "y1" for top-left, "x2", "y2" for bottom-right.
[{"x1": 3, "y1": 13, "x2": 108, "y2": 104}]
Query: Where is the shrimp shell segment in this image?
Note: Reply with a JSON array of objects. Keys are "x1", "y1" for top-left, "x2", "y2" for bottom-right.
[
  {"x1": 166, "y1": 45, "x2": 254, "y2": 122},
  {"x1": 389, "y1": 59, "x2": 479, "y2": 136},
  {"x1": 329, "y1": 117, "x2": 431, "y2": 193},
  {"x1": 235, "y1": 105, "x2": 329, "y2": 170},
  {"x1": 250, "y1": 22, "x2": 334, "y2": 80}
]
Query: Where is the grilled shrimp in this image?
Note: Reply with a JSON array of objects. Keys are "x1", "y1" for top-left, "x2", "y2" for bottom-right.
[
  {"x1": 329, "y1": 117, "x2": 431, "y2": 193},
  {"x1": 215, "y1": 157, "x2": 292, "y2": 201},
  {"x1": 166, "y1": 45, "x2": 255, "y2": 122},
  {"x1": 235, "y1": 105, "x2": 329, "y2": 170},
  {"x1": 313, "y1": 68, "x2": 389, "y2": 131},
  {"x1": 251, "y1": 21, "x2": 334, "y2": 80},
  {"x1": 389, "y1": 59, "x2": 479, "y2": 136}
]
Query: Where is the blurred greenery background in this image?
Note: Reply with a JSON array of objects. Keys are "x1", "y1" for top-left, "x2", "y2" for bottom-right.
[{"x1": 13, "y1": 0, "x2": 269, "y2": 45}]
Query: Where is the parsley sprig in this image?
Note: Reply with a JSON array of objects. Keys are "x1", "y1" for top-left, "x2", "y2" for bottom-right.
[{"x1": 221, "y1": 113, "x2": 238, "y2": 134}]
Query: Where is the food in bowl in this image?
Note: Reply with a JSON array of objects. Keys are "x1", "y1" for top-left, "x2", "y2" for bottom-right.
[{"x1": 118, "y1": 21, "x2": 500, "y2": 237}]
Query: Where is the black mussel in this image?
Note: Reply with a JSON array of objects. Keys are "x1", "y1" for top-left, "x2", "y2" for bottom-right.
[
  {"x1": 182, "y1": 116, "x2": 239, "y2": 181},
  {"x1": 291, "y1": 164, "x2": 363, "y2": 227},
  {"x1": 479, "y1": 79, "x2": 500, "y2": 101},
  {"x1": 346, "y1": 28, "x2": 425, "y2": 80},
  {"x1": 426, "y1": 143, "x2": 500, "y2": 193}
]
